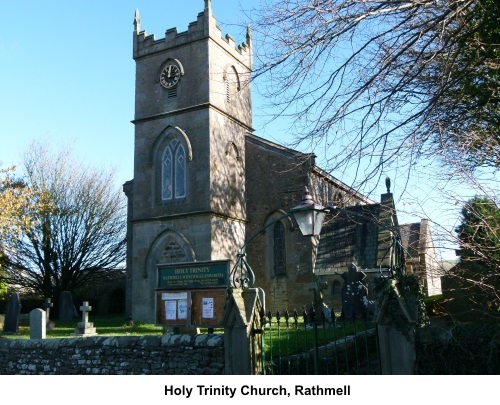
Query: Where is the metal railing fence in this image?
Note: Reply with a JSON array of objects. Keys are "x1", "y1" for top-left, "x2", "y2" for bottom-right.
[{"x1": 260, "y1": 307, "x2": 380, "y2": 375}]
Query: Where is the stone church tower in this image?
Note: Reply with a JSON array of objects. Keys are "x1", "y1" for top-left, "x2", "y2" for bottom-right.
[{"x1": 124, "y1": 1, "x2": 252, "y2": 322}]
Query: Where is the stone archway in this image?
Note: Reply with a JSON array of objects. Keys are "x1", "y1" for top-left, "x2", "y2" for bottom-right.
[{"x1": 145, "y1": 229, "x2": 196, "y2": 274}]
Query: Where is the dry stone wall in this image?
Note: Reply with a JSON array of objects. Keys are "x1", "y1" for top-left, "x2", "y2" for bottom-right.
[{"x1": 0, "y1": 334, "x2": 224, "y2": 375}]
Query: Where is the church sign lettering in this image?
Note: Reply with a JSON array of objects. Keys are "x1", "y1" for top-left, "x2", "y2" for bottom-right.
[{"x1": 157, "y1": 261, "x2": 229, "y2": 289}]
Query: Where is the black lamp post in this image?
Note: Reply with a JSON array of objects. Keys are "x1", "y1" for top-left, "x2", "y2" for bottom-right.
[{"x1": 290, "y1": 187, "x2": 330, "y2": 320}]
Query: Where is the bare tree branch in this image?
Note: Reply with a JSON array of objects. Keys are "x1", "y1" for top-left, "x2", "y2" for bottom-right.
[
  {"x1": 0, "y1": 141, "x2": 126, "y2": 299},
  {"x1": 250, "y1": 0, "x2": 499, "y2": 187}
]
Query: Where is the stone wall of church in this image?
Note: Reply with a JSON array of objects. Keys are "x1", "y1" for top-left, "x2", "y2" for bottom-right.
[{"x1": 244, "y1": 136, "x2": 316, "y2": 312}]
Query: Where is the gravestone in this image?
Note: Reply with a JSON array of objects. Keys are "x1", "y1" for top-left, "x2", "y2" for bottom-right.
[
  {"x1": 2, "y1": 292, "x2": 21, "y2": 334},
  {"x1": 59, "y1": 291, "x2": 76, "y2": 322},
  {"x1": 341, "y1": 263, "x2": 368, "y2": 321},
  {"x1": 73, "y1": 301, "x2": 97, "y2": 337},
  {"x1": 322, "y1": 303, "x2": 332, "y2": 322},
  {"x1": 42, "y1": 298, "x2": 55, "y2": 330},
  {"x1": 29, "y1": 308, "x2": 46, "y2": 339}
]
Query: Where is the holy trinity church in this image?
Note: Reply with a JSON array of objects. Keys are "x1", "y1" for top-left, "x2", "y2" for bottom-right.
[{"x1": 123, "y1": 1, "x2": 441, "y2": 323}]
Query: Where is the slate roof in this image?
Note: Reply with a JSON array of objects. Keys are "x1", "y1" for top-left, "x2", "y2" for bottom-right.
[{"x1": 315, "y1": 204, "x2": 383, "y2": 274}]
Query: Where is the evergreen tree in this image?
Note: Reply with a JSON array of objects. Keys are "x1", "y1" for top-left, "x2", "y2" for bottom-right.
[{"x1": 453, "y1": 196, "x2": 499, "y2": 315}]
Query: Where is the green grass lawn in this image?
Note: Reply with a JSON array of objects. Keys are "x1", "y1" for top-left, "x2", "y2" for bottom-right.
[
  {"x1": 0, "y1": 314, "x2": 164, "y2": 339},
  {"x1": 262, "y1": 317, "x2": 376, "y2": 355}
]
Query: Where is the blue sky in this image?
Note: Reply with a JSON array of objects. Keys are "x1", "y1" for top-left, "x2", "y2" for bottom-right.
[{"x1": 0, "y1": 0, "x2": 261, "y2": 188}]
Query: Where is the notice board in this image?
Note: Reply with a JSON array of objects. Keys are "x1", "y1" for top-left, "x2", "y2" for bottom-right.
[
  {"x1": 155, "y1": 260, "x2": 229, "y2": 327},
  {"x1": 156, "y1": 288, "x2": 227, "y2": 327},
  {"x1": 156, "y1": 291, "x2": 190, "y2": 326},
  {"x1": 190, "y1": 289, "x2": 226, "y2": 327}
]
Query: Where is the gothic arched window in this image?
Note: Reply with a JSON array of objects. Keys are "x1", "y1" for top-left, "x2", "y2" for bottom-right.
[
  {"x1": 273, "y1": 221, "x2": 287, "y2": 277},
  {"x1": 162, "y1": 138, "x2": 186, "y2": 201}
]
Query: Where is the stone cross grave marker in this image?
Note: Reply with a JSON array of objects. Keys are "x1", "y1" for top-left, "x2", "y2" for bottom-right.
[
  {"x1": 73, "y1": 301, "x2": 97, "y2": 337},
  {"x1": 2, "y1": 292, "x2": 21, "y2": 334},
  {"x1": 29, "y1": 308, "x2": 46, "y2": 339},
  {"x1": 80, "y1": 301, "x2": 91, "y2": 324},
  {"x1": 341, "y1": 263, "x2": 368, "y2": 321},
  {"x1": 42, "y1": 298, "x2": 55, "y2": 330},
  {"x1": 42, "y1": 298, "x2": 53, "y2": 319}
]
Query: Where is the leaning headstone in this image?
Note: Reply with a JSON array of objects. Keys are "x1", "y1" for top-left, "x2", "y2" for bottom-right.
[
  {"x1": 29, "y1": 308, "x2": 46, "y2": 339},
  {"x1": 73, "y1": 301, "x2": 97, "y2": 337},
  {"x1": 42, "y1": 298, "x2": 55, "y2": 330},
  {"x1": 341, "y1": 263, "x2": 368, "y2": 321},
  {"x1": 2, "y1": 292, "x2": 22, "y2": 334},
  {"x1": 58, "y1": 291, "x2": 75, "y2": 322}
]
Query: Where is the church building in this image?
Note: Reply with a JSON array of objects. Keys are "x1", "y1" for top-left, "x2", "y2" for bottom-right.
[{"x1": 123, "y1": 1, "x2": 438, "y2": 322}]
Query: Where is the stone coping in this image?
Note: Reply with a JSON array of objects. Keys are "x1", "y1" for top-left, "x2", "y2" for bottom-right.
[{"x1": 0, "y1": 333, "x2": 224, "y2": 349}]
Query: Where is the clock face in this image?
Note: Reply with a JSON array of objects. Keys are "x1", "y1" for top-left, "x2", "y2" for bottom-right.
[{"x1": 160, "y1": 64, "x2": 181, "y2": 88}]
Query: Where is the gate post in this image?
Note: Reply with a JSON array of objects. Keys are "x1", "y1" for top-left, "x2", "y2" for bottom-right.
[
  {"x1": 375, "y1": 279, "x2": 418, "y2": 374},
  {"x1": 223, "y1": 288, "x2": 263, "y2": 375}
]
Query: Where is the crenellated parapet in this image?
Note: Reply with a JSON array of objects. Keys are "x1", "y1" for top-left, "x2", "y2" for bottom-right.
[{"x1": 133, "y1": 5, "x2": 252, "y2": 69}]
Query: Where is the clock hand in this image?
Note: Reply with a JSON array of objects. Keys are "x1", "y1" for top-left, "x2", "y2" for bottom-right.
[{"x1": 168, "y1": 65, "x2": 172, "y2": 78}]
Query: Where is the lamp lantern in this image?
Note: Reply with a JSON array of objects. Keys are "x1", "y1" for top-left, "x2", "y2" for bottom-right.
[{"x1": 290, "y1": 187, "x2": 327, "y2": 237}]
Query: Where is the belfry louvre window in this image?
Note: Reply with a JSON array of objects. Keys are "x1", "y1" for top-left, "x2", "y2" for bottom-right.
[
  {"x1": 225, "y1": 76, "x2": 231, "y2": 103},
  {"x1": 162, "y1": 139, "x2": 186, "y2": 200},
  {"x1": 273, "y1": 221, "x2": 287, "y2": 277},
  {"x1": 167, "y1": 87, "x2": 177, "y2": 98},
  {"x1": 225, "y1": 66, "x2": 240, "y2": 103}
]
